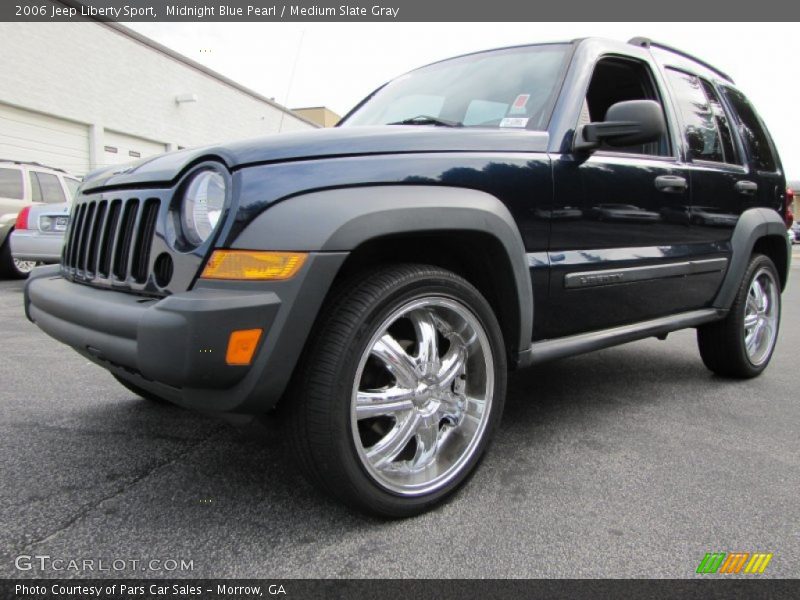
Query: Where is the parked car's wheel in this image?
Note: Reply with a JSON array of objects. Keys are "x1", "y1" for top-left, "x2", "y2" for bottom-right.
[
  {"x1": 0, "y1": 238, "x2": 36, "y2": 279},
  {"x1": 113, "y1": 374, "x2": 168, "y2": 403},
  {"x1": 697, "y1": 253, "x2": 781, "y2": 378},
  {"x1": 288, "y1": 264, "x2": 507, "y2": 517}
]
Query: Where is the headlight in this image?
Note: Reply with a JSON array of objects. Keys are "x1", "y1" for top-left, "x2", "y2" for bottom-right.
[{"x1": 180, "y1": 168, "x2": 226, "y2": 246}]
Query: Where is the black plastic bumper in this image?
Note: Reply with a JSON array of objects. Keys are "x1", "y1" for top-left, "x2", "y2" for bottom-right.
[{"x1": 24, "y1": 253, "x2": 347, "y2": 413}]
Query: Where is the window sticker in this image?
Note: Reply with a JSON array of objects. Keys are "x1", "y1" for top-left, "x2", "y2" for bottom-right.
[
  {"x1": 509, "y1": 94, "x2": 530, "y2": 114},
  {"x1": 499, "y1": 117, "x2": 529, "y2": 128}
]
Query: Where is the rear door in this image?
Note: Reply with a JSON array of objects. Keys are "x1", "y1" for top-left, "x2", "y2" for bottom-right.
[{"x1": 664, "y1": 69, "x2": 753, "y2": 248}]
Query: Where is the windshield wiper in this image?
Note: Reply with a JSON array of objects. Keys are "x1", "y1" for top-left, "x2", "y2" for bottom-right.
[{"x1": 388, "y1": 115, "x2": 462, "y2": 127}]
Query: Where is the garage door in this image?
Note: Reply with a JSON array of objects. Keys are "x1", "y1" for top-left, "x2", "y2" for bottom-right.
[
  {"x1": 102, "y1": 130, "x2": 167, "y2": 168},
  {"x1": 0, "y1": 102, "x2": 90, "y2": 176}
]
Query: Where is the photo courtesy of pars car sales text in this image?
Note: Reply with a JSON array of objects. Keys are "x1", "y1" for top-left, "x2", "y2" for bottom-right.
[
  {"x1": 15, "y1": 584, "x2": 284, "y2": 596},
  {"x1": 1, "y1": 0, "x2": 799, "y2": 598}
]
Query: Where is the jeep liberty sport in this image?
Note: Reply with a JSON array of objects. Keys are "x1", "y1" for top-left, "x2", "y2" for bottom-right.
[{"x1": 25, "y1": 37, "x2": 790, "y2": 516}]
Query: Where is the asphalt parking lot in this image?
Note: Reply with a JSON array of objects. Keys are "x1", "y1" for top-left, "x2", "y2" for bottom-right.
[{"x1": 1, "y1": 261, "x2": 799, "y2": 579}]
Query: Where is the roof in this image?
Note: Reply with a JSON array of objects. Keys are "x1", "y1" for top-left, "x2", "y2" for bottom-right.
[
  {"x1": 628, "y1": 37, "x2": 734, "y2": 83},
  {"x1": 0, "y1": 159, "x2": 68, "y2": 174}
]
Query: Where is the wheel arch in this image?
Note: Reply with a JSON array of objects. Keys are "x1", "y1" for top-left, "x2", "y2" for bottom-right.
[
  {"x1": 232, "y1": 185, "x2": 534, "y2": 361},
  {"x1": 713, "y1": 208, "x2": 790, "y2": 309}
]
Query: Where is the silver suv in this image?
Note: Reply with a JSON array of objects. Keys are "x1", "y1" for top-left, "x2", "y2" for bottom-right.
[{"x1": 0, "y1": 160, "x2": 80, "y2": 278}]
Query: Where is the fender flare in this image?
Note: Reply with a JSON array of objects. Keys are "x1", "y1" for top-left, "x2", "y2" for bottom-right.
[
  {"x1": 713, "y1": 207, "x2": 790, "y2": 309},
  {"x1": 233, "y1": 185, "x2": 534, "y2": 354}
]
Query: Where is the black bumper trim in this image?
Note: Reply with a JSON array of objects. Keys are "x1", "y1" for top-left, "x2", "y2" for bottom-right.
[{"x1": 25, "y1": 252, "x2": 349, "y2": 413}]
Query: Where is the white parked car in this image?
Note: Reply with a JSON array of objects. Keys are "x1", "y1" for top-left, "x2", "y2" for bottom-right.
[{"x1": 0, "y1": 160, "x2": 80, "y2": 278}]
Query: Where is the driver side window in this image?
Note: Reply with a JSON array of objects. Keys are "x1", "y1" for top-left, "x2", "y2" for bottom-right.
[{"x1": 584, "y1": 57, "x2": 671, "y2": 156}]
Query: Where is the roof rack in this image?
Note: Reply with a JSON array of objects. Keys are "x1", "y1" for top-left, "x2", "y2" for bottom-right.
[
  {"x1": 0, "y1": 159, "x2": 67, "y2": 173},
  {"x1": 628, "y1": 37, "x2": 734, "y2": 84}
]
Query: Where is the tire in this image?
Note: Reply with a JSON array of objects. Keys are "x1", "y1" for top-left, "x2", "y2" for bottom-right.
[
  {"x1": 0, "y1": 237, "x2": 36, "y2": 279},
  {"x1": 113, "y1": 374, "x2": 168, "y2": 404},
  {"x1": 287, "y1": 264, "x2": 507, "y2": 517},
  {"x1": 697, "y1": 253, "x2": 781, "y2": 378}
]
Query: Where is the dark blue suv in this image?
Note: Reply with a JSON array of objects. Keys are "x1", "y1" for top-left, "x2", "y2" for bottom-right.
[{"x1": 25, "y1": 37, "x2": 790, "y2": 516}]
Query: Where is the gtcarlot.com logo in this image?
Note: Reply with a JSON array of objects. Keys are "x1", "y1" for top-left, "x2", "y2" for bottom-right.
[
  {"x1": 15, "y1": 554, "x2": 194, "y2": 573},
  {"x1": 696, "y1": 552, "x2": 773, "y2": 574}
]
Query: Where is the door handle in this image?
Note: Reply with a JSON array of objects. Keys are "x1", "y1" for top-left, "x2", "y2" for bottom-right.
[
  {"x1": 735, "y1": 180, "x2": 758, "y2": 195},
  {"x1": 654, "y1": 175, "x2": 688, "y2": 193}
]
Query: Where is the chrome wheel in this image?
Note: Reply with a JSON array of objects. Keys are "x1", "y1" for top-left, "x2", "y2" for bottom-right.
[
  {"x1": 743, "y1": 267, "x2": 779, "y2": 366},
  {"x1": 13, "y1": 258, "x2": 36, "y2": 274},
  {"x1": 351, "y1": 296, "x2": 494, "y2": 496}
]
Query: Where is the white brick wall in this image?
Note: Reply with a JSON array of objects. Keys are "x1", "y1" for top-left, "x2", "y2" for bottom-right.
[{"x1": 0, "y1": 21, "x2": 313, "y2": 172}]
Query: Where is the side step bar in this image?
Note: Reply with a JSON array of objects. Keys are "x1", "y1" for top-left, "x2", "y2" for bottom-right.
[{"x1": 517, "y1": 308, "x2": 726, "y2": 367}]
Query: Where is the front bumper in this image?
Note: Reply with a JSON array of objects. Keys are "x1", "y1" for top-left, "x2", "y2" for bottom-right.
[
  {"x1": 10, "y1": 229, "x2": 64, "y2": 263},
  {"x1": 25, "y1": 253, "x2": 347, "y2": 413}
]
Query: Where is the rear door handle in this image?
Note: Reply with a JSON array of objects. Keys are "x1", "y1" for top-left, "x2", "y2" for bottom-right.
[
  {"x1": 655, "y1": 175, "x2": 688, "y2": 193},
  {"x1": 735, "y1": 180, "x2": 758, "y2": 195}
]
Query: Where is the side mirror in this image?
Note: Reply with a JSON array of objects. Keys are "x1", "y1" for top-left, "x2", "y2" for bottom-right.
[{"x1": 575, "y1": 100, "x2": 666, "y2": 151}]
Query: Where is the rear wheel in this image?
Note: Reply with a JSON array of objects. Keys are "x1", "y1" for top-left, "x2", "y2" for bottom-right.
[
  {"x1": 697, "y1": 253, "x2": 781, "y2": 378},
  {"x1": 288, "y1": 264, "x2": 507, "y2": 517},
  {"x1": 0, "y1": 238, "x2": 36, "y2": 279},
  {"x1": 113, "y1": 374, "x2": 168, "y2": 404}
]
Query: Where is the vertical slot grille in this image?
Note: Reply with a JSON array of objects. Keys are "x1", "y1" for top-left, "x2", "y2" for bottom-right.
[
  {"x1": 131, "y1": 199, "x2": 159, "y2": 283},
  {"x1": 113, "y1": 199, "x2": 139, "y2": 281},
  {"x1": 66, "y1": 204, "x2": 86, "y2": 269},
  {"x1": 62, "y1": 195, "x2": 161, "y2": 288},
  {"x1": 77, "y1": 203, "x2": 95, "y2": 273},
  {"x1": 85, "y1": 200, "x2": 107, "y2": 276},
  {"x1": 98, "y1": 200, "x2": 121, "y2": 278}
]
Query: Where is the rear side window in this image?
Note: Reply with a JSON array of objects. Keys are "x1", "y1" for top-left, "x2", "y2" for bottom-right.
[
  {"x1": 32, "y1": 172, "x2": 66, "y2": 204},
  {"x1": 0, "y1": 168, "x2": 23, "y2": 200},
  {"x1": 29, "y1": 171, "x2": 43, "y2": 202},
  {"x1": 666, "y1": 69, "x2": 737, "y2": 165},
  {"x1": 723, "y1": 87, "x2": 777, "y2": 172},
  {"x1": 700, "y1": 80, "x2": 739, "y2": 165}
]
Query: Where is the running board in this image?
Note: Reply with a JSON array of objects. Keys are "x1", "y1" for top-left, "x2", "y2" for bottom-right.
[{"x1": 517, "y1": 308, "x2": 726, "y2": 367}]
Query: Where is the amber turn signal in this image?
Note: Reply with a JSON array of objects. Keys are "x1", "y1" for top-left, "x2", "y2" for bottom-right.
[
  {"x1": 201, "y1": 250, "x2": 307, "y2": 280},
  {"x1": 226, "y1": 328, "x2": 263, "y2": 366}
]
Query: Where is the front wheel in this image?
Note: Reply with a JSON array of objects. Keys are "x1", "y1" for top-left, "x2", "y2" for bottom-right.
[
  {"x1": 287, "y1": 264, "x2": 507, "y2": 517},
  {"x1": 697, "y1": 253, "x2": 781, "y2": 378}
]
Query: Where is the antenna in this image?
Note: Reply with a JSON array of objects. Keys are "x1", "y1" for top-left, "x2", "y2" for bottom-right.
[{"x1": 278, "y1": 29, "x2": 305, "y2": 133}]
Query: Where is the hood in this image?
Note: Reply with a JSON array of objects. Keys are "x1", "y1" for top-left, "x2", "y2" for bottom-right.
[{"x1": 82, "y1": 126, "x2": 550, "y2": 191}]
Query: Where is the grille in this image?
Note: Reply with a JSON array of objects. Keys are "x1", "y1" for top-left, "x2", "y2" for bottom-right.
[{"x1": 63, "y1": 196, "x2": 161, "y2": 285}]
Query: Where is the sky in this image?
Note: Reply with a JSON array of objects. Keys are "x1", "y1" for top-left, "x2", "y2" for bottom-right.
[{"x1": 128, "y1": 22, "x2": 799, "y2": 180}]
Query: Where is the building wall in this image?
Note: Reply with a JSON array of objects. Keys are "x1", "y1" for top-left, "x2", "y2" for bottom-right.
[
  {"x1": 0, "y1": 21, "x2": 314, "y2": 175},
  {"x1": 293, "y1": 107, "x2": 342, "y2": 128}
]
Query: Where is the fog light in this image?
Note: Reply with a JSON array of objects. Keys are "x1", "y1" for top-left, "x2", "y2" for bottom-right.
[
  {"x1": 226, "y1": 329, "x2": 263, "y2": 366},
  {"x1": 201, "y1": 250, "x2": 307, "y2": 280}
]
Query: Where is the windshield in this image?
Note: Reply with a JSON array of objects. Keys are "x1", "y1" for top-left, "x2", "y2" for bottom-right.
[{"x1": 341, "y1": 44, "x2": 571, "y2": 130}]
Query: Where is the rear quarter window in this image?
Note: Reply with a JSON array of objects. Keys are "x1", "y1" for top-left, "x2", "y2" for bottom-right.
[{"x1": 722, "y1": 87, "x2": 777, "y2": 172}]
